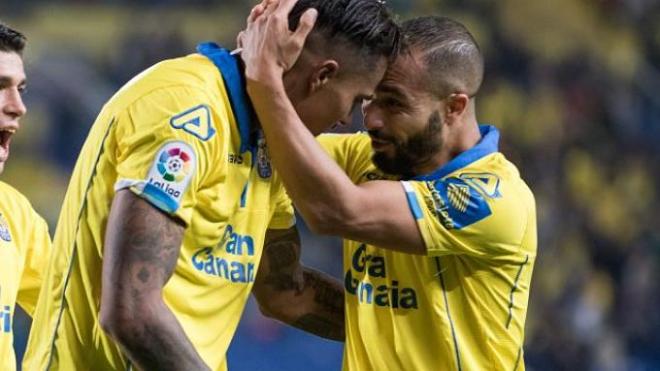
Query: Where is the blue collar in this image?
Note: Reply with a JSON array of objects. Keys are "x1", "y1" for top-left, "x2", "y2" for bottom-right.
[
  {"x1": 410, "y1": 125, "x2": 500, "y2": 181},
  {"x1": 197, "y1": 42, "x2": 257, "y2": 153}
]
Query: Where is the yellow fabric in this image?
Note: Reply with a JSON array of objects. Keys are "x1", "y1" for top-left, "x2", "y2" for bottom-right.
[
  {"x1": 0, "y1": 181, "x2": 51, "y2": 371},
  {"x1": 319, "y1": 132, "x2": 537, "y2": 371},
  {"x1": 23, "y1": 54, "x2": 294, "y2": 371}
]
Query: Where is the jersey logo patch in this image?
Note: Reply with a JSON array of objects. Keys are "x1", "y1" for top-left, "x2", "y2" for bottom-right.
[
  {"x1": 0, "y1": 214, "x2": 11, "y2": 242},
  {"x1": 447, "y1": 183, "x2": 471, "y2": 213},
  {"x1": 428, "y1": 177, "x2": 492, "y2": 230},
  {"x1": 170, "y1": 105, "x2": 216, "y2": 142},
  {"x1": 460, "y1": 173, "x2": 502, "y2": 198},
  {"x1": 143, "y1": 141, "x2": 197, "y2": 213}
]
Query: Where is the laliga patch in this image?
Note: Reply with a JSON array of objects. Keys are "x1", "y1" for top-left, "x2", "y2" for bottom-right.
[
  {"x1": 142, "y1": 141, "x2": 196, "y2": 213},
  {"x1": 428, "y1": 177, "x2": 492, "y2": 230}
]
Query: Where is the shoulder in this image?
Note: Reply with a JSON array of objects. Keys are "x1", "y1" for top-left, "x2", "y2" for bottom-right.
[
  {"x1": 0, "y1": 181, "x2": 47, "y2": 233},
  {"x1": 414, "y1": 153, "x2": 535, "y2": 247},
  {"x1": 0, "y1": 181, "x2": 34, "y2": 212},
  {"x1": 317, "y1": 132, "x2": 371, "y2": 153},
  {"x1": 107, "y1": 54, "x2": 228, "y2": 117}
]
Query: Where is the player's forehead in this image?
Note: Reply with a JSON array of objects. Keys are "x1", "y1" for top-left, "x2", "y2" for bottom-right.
[
  {"x1": 0, "y1": 51, "x2": 26, "y2": 85},
  {"x1": 340, "y1": 56, "x2": 387, "y2": 94},
  {"x1": 376, "y1": 53, "x2": 426, "y2": 99}
]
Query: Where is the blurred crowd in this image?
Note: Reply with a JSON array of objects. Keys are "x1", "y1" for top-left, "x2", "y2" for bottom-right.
[{"x1": 2, "y1": 0, "x2": 659, "y2": 370}]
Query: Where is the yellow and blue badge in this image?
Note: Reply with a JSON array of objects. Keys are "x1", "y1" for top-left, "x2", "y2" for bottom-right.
[
  {"x1": 256, "y1": 130, "x2": 272, "y2": 179},
  {"x1": 0, "y1": 213, "x2": 11, "y2": 242}
]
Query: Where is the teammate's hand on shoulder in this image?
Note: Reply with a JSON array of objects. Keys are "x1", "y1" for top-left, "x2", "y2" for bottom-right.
[{"x1": 240, "y1": 0, "x2": 317, "y2": 87}]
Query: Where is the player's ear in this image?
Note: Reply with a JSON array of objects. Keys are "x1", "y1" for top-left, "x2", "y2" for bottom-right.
[
  {"x1": 445, "y1": 93, "x2": 470, "y2": 121},
  {"x1": 309, "y1": 60, "x2": 339, "y2": 94}
]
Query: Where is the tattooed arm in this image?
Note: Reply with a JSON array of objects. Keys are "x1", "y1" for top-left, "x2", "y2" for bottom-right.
[
  {"x1": 252, "y1": 226, "x2": 345, "y2": 341},
  {"x1": 99, "y1": 190, "x2": 210, "y2": 371}
]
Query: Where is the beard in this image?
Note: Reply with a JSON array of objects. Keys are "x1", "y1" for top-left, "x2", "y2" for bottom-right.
[{"x1": 370, "y1": 110, "x2": 443, "y2": 178}]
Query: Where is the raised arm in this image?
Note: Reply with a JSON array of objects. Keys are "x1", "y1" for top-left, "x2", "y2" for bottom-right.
[
  {"x1": 99, "y1": 190, "x2": 210, "y2": 371},
  {"x1": 241, "y1": 0, "x2": 425, "y2": 254},
  {"x1": 252, "y1": 226, "x2": 344, "y2": 341}
]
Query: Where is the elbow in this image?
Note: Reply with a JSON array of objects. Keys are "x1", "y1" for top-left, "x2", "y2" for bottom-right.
[
  {"x1": 303, "y1": 205, "x2": 358, "y2": 237},
  {"x1": 256, "y1": 302, "x2": 278, "y2": 320},
  {"x1": 99, "y1": 305, "x2": 128, "y2": 342},
  {"x1": 254, "y1": 294, "x2": 297, "y2": 324},
  {"x1": 99, "y1": 295, "x2": 154, "y2": 344}
]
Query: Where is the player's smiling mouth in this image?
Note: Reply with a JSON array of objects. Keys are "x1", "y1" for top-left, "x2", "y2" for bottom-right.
[{"x1": 0, "y1": 127, "x2": 17, "y2": 162}]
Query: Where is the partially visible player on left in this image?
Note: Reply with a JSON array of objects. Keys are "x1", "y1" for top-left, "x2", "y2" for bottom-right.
[{"x1": 0, "y1": 22, "x2": 52, "y2": 371}]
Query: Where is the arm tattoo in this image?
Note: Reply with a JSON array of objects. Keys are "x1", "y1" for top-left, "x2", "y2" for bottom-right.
[
  {"x1": 302, "y1": 270, "x2": 343, "y2": 316},
  {"x1": 102, "y1": 190, "x2": 210, "y2": 371},
  {"x1": 257, "y1": 228, "x2": 345, "y2": 341},
  {"x1": 291, "y1": 269, "x2": 345, "y2": 340},
  {"x1": 262, "y1": 228, "x2": 303, "y2": 292},
  {"x1": 292, "y1": 314, "x2": 343, "y2": 341}
]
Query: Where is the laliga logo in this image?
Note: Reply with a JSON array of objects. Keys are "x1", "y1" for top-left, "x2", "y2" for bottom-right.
[
  {"x1": 148, "y1": 146, "x2": 193, "y2": 199},
  {"x1": 157, "y1": 147, "x2": 192, "y2": 182}
]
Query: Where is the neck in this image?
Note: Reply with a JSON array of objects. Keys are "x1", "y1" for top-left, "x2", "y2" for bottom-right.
[{"x1": 412, "y1": 117, "x2": 481, "y2": 176}]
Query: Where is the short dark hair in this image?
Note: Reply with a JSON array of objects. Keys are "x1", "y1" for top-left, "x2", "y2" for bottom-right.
[
  {"x1": 288, "y1": 0, "x2": 400, "y2": 63},
  {"x1": 402, "y1": 16, "x2": 484, "y2": 98},
  {"x1": 0, "y1": 22, "x2": 26, "y2": 55}
]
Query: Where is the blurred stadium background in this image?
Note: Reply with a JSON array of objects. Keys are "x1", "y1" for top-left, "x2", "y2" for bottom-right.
[{"x1": 2, "y1": 0, "x2": 660, "y2": 370}]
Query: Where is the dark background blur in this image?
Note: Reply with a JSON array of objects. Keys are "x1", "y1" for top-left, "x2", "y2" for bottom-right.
[{"x1": 2, "y1": 0, "x2": 660, "y2": 370}]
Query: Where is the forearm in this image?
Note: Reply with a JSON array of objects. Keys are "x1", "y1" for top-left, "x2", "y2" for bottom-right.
[
  {"x1": 101, "y1": 190, "x2": 210, "y2": 370},
  {"x1": 255, "y1": 228, "x2": 345, "y2": 341},
  {"x1": 247, "y1": 80, "x2": 359, "y2": 229},
  {"x1": 289, "y1": 268, "x2": 345, "y2": 341},
  {"x1": 108, "y1": 300, "x2": 210, "y2": 371}
]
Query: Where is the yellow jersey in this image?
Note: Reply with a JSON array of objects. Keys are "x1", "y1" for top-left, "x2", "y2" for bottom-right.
[
  {"x1": 23, "y1": 43, "x2": 294, "y2": 371},
  {"x1": 319, "y1": 126, "x2": 537, "y2": 371},
  {"x1": 0, "y1": 181, "x2": 51, "y2": 371}
]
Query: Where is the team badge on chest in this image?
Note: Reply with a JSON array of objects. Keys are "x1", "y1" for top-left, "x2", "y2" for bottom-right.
[
  {"x1": 256, "y1": 131, "x2": 272, "y2": 179},
  {"x1": 0, "y1": 214, "x2": 12, "y2": 242}
]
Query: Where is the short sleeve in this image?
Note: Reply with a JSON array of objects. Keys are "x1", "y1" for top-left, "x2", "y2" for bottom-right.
[
  {"x1": 317, "y1": 133, "x2": 374, "y2": 182},
  {"x1": 401, "y1": 176, "x2": 532, "y2": 258},
  {"x1": 114, "y1": 86, "x2": 227, "y2": 226},
  {"x1": 268, "y1": 176, "x2": 296, "y2": 230},
  {"x1": 16, "y1": 212, "x2": 51, "y2": 315}
]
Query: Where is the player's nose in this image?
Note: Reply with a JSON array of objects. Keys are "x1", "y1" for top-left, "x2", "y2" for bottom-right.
[
  {"x1": 363, "y1": 104, "x2": 384, "y2": 131},
  {"x1": 2, "y1": 88, "x2": 27, "y2": 120}
]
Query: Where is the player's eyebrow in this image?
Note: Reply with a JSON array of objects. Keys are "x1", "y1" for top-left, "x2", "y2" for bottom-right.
[
  {"x1": 0, "y1": 75, "x2": 26, "y2": 88},
  {"x1": 376, "y1": 83, "x2": 409, "y2": 102}
]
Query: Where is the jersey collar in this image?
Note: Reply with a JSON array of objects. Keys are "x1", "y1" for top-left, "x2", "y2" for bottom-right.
[
  {"x1": 197, "y1": 42, "x2": 257, "y2": 154},
  {"x1": 409, "y1": 125, "x2": 500, "y2": 181}
]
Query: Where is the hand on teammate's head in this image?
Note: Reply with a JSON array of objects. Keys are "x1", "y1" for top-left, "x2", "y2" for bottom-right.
[{"x1": 240, "y1": 0, "x2": 318, "y2": 85}]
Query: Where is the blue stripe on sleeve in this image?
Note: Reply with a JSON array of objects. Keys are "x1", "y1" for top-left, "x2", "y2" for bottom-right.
[
  {"x1": 402, "y1": 181, "x2": 424, "y2": 220},
  {"x1": 142, "y1": 183, "x2": 180, "y2": 214}
]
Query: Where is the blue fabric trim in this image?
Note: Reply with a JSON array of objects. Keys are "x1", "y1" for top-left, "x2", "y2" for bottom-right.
[
  {"x1": 513, "y1": 347, "x2": 523, "y2": 371},
  {"x1": 405, "y1": 190, "x2": 424, "y2": 220},
  {"x1": 197, "y1": 42, "x2": 257, "y2": 153},
  {"x1": 435, "y1": 257, "x2": 463, "y2": 371},
  {"x1": 411, "y1": 125, "x2": 500, "y2": 181},
  {"x1": 506, "y1": 255, "x2": 530, "y2": 329},
  {"x1": 46, "y1": 117, "x2": 116, "y2": 371},
  {"x1": 143, "y1": 183, "x2": 180, "y2": 213},
  {"x1": 240, "y1": 183, "x2": 248, "y2": 208}
]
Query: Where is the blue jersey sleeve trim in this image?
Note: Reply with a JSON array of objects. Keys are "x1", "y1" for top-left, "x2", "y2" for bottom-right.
[
  {"x1": 401, "y1": 182, "x2": 424, "y2": 220},
  {"x1": 411, "y1": 125, "x2": 500, "y2": 181},
  {"x1": 142, "y1": 183, "x2": 180, "y2": 214},
  {"x1": 240, "y1": 183, "x2": 248, "y2": 208},
  {"x1": 197, "y1": 42, "x2": 257, "y2": 153}
]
